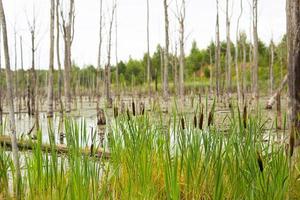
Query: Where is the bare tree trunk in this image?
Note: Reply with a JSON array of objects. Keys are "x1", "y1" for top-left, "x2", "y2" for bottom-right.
[
  {"x1": 226, "y1": 0, "x2": 232, "y2": 96},
  {"x1": 20, "y1": 36, "x2": 24, "y2": 111},
  {"x1": 178, "y1": 0, "x2": 186, "y2": 102},
  {"x1": 160, "y1": 47, "x2": 164, "y2": 87},
  {"x1": 252, "y1": 0, "x2": 259, "y2": 101},
  {"x1": 173, "y1": 43, "x2": 178, "y2": 95},
  {"x1": 47, "y1": 0, "x2": 55, "y2": 118},
  {"x1": 287, "y1": 0, "x2": 300, "y2": 149},
  {"x1": 269, "y1": 40, "x2": 274, "y2": 95},
  {"x1": 235, "y1": 0, "x2": 242, "y2": 104},
  {"x1": 209, "y1": 43, "x2": 213, "y2": 94},
  {"x1": 96, "y1": 0, "x2": 103, "y2": 112},
  {"x1": 62, "y1": 0, "x2": 74, "y2": 113},
  {"x1": 266, "y1": 75, "x2": 288, "y2": 109},
  {"x1": 163, "y1": 0, "x2": 169, "y2": 99},
  {"x1": 0, "y1": 0, "x2": 21, "y2": 198},
  {"x1": 56, "y1": 0, "x2": 63, "y2": 113},
  {"x1": 0, "y1": 25, "x2": 2, "y2": 126},
  {"x1": 105, "y1": 1, "x2": 116, "y2": 107},
  {"x1": 115, "y1": 3, "x2": 119, "y2": 95},
  {"x1": 215, "y1": 0, "x2": 221, "y2": 99},
  {"x1": 241, "y1": 32, "x2": 247, "y2": 98},
  {"x1": 30, "y1": 29, "x2": 36, "y2": 116},
  {"x1": 146, "y1": 0, "x2": 151, "y2": 96}
]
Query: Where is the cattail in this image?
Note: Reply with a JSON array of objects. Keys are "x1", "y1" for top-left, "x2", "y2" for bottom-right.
[
  {"x1": 290, "y1": 129, "x2": 295, "y2": 157},
  {"x1": 243, "y1": 104, "x2": 247, "y2": 129},
  {"x1": 199, "y1": 108, "x2": 204, "y2": 130},
  {"x1": 90, "y1": 143, "x2": 94, "y2": 156},
  {"x1": 181, "y1": 117, "x2": 185, "y2": 130},
  {"x1": 257, "y1": 152, "x2": 264, "y2": 172},
  {"x1": 140, "y1": 102, "x2": 145, "y2": 115},
  {"x1": 114, "y1": 106, "x2": 119, "y2": 118},
  {"x1": 193, "y1": 114, "x2": 197, "y2": 128},
  {"x1": 132, "y1": 101, "x2": 136, "y2": 116},
  {"x1": 97, "y1": 109, "x2": 106, "y2": 126},
  {"x1": 207, "y1": 111, "x2": 213, "y2": 127}
]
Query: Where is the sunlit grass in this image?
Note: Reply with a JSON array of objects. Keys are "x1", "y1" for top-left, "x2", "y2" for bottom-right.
[{"x1": 0, "y1": 104, "x2": 299, "y2": 199}]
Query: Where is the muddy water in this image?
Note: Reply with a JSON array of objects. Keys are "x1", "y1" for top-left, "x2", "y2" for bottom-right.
[{"x1": 0, "y1": 95, "x2": 290, "y2": 146}]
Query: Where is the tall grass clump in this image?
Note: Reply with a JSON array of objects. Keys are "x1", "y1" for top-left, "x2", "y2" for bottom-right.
[{"x1": 0, "y1": 104, "x2": 299, "y2": 199}]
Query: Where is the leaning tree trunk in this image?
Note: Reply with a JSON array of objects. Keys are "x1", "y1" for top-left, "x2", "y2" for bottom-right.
[
  {"x1": 0, "y1": 0, "x2": 22, "y2": 198},
  {"x1": 252, "y1": 0, "x2": 259, "y2": 101},
  {"x1": 287, "y1": 0, "x2": 300, "y2": 155},
  {"x1": 47, "y1": 0, "x2": 55, "y2": 118},
  {"x1": 266, "y1": 74, "x2": 288, "y2": 109},
  {"x1": 163, "y1": 0, "x2": 169, "y2": 99}
]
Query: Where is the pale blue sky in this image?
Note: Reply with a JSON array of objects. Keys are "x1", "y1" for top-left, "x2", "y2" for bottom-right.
[{"x1": 2, "y1": 0, "x2": 286, "y2": 70}]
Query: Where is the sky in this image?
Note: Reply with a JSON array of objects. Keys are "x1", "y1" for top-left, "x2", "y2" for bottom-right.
[{"x1": 1, "y1": 0, "x2": 286, "y2": 70}]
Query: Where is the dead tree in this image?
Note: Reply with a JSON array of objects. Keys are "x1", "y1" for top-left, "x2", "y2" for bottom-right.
[
  {"x1": 287, "y1": 0, "x2": 300, "y2": 154},
  {"x1": 163, "y1": 0, "x2": 169, "y2": 99},
  {"x1": 234, "y1": 0, "x2": 243, "y2": 104},
  {"x1": 146, "y1": 0, "x2": 151, "y2": 96},
  {"x1": 215, "y1": 0, "x2": 221, "y2": 98},
  {"x1": 26, "y1": 10, "x2": 38, "y2": 116},
  {"x1": 105, "y1": 0, "x2": 116, "y2": 107},
  {"x1": 47, "y1": 0, "x2": 55, "y2": 118},
  {"x1": 96, "y1": 0, "x2": 103, "y2": 113},
  {"x1": 226, "y1": 0, "x2": 232, "y2": 95},
  {"x1": 269, "y1": 40, "x2": 274, "y2": 96},
  {"x1": 0, "y1": 0, "x2": 21, "y2": 197},
  {"x1": 252, "y1": 0, "x2": 259, "y2": 100},
  {"x1": 115, "y1": 1, "x2": 119, "y2": 94},
  {"x1": 266, "y1": 75, "x2": 288, "y2": 109},
  {"x1": 61, "y1": 0, "x2": 75, "y2": 113},
  {"x1": 56, "y1": 0, "x2": 63, "y2": 114},
  {"x1": 176, "y1": 0, "x2": 186, "y2": 102}
]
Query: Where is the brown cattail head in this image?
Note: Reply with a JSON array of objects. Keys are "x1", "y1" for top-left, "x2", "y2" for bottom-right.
[
  {"x1": 181, "y1": 117, "x2": 185, "y2": 130},
  {"x1": 199, "y1": 108, "x2": 204, "y2": 130},
  {"x1": 207, "y1": 111, "x2": 214, "y2": 127},
  {"x1": 126, "y1": 108, "x2": 131, "y2": 121},
  {"x1": 257, "y1": 152, "x2": 264, "y2": 172},
  {"x1": 132, "y1": 101, "x2": 136, "y2": 116},
  {"x1": 243, "y1": 104, "x2": 247, "y2": 129},
  {"x1": 140, "y1": 102, "x2": 145, "y2": 115},
  {"x1": 290, "y1": 128, "x2": 295, "y2": 157},
  {"x1": 193, "y1": 114, "x2": 197, "y2": 128},
  {"x1": 97, "y1": 109, "x2": 106, "y2": 126},
  {"x1": 113, "y1": 106, "x2": 119, "y2": 118}
]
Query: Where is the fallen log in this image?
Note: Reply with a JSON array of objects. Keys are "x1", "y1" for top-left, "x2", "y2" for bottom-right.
[
  {"x1": 266, "y1": 75, "x2": 288, "y2": 109},
  {"x1": 0, "y1": 135, "x2": 110, "y2": 159}
]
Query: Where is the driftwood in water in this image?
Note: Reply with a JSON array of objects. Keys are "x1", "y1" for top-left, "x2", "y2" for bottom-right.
[
  {"x1": 266, "y1": 75, "x2": 288, "y2": 109},
  {"x1": 0, "y1": 135, "x2": 110, "y2": 159}
]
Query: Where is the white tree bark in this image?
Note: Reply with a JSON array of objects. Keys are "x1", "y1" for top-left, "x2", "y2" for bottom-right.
[
  {"x1": 96, "y1": 0, "x2": 103, "y2": 111},
  {"x1": 178, "y1": 0, "x2": 186, "y2": 102},
  {"x1": 0, "y1": 0, "x2": 21, "y2": 198},
  {"x1": 234, "y1": 0, "x2": 242, "y2": 104},
  {"x1": 269, "y1": 40, "x2": 274, "y2": 95},
  {"x1": 146, "y1": 0, "x2": 151, "y2": 96},
  {"x1": 226, "y1": 0, "x2": 232, "y2": 95},
  {"x1": 47, "y1": 0, "x2": 55, "y2": 118},
  {"x1": 163, "y1": 0, "x2": 169, "y2": 99},
  {"x1": 105, "y1": 0, "x2": 116, "y2": 106},
  {"x1": 215, "y1": 0, "x2": 221, "y2": 98},
  {"x1": 252, "y1": 0, "x2": 259, "y2": 100}
]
